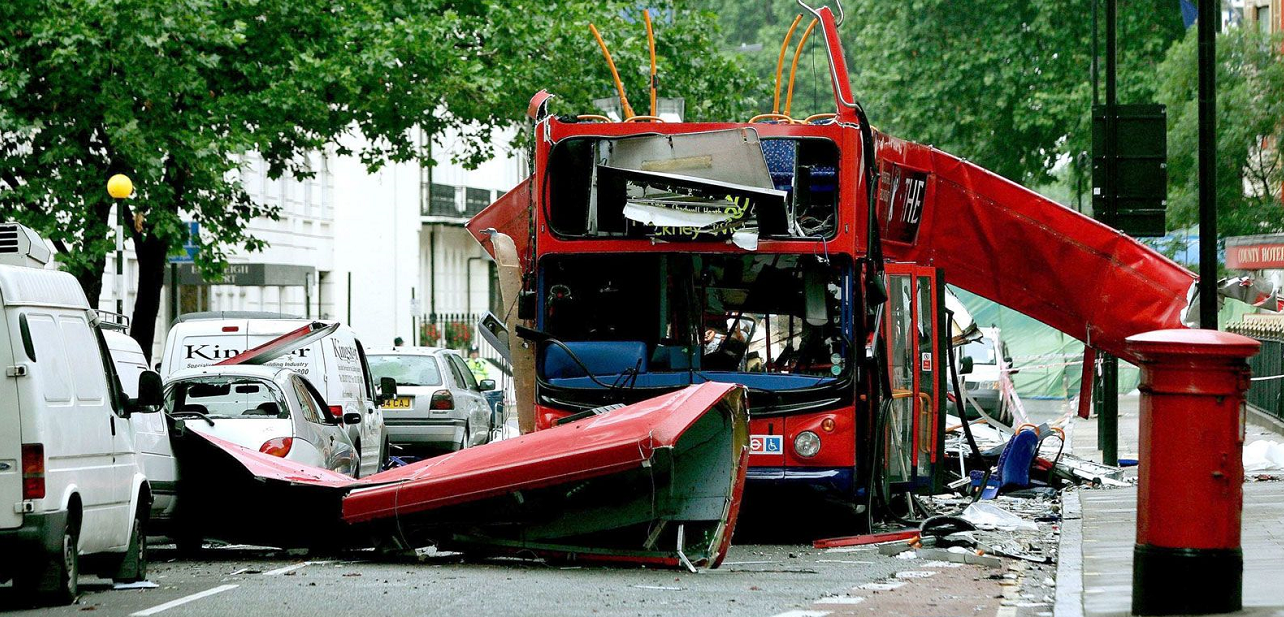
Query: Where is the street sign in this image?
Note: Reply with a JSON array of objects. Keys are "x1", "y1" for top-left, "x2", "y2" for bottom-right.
[
  {"x1": 1092, "y1": 104, "x2": 1168, "y2": 237},
  {"x1": 168, "y1": 221, "x2": 200, "y2": 264}
]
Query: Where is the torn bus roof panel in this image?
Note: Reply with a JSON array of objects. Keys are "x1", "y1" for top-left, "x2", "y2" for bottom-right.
[
  {"x1": 168, "y1": 429, "x2": 360, "y2": 548},
  {"x1": 342, "y1": 382, "x2": 750, "y2": 568},
  {"x1": 214, "y1": 321, "x2": 339, "y2": 366},
  {"x1": 176, "y1": 382, "x2": 749, "y2": 568},
  {"x1": 876, "y1": 133, "x2": 1195, "y2": 363},
  {"x1": 466, "y1": 177, "x2": 533, "y2": 270}
]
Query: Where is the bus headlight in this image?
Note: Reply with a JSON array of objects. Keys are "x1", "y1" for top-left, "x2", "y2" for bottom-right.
[{"x1": 794, "y1": 431, "x2": 821, "y2": 458}]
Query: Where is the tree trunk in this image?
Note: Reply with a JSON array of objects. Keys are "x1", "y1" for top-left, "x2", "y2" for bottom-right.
[
  {"x1": 68, "y1": 202, "x2": 114, "y2": 308},
  {"x1": 72, "y1": 251, "x2": 108, "y2": 311},
  {"x1": 130, "y1": 232, "x2": 169, "y2": 363}
]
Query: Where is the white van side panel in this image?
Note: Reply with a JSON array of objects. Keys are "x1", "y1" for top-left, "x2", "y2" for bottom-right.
[
  {"x1": 0, "y1": 305, "x2": 22, "y2": 530},
  {"x1": 107, "y1": 332, "x2": 178, "y2": 517},
  {"x1": 20, "y1": 310, "x2": 130, "y2": 552}
]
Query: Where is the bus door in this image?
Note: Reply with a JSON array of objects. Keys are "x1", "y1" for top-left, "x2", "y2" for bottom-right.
[{"x1": 882, "y1": 264, "x2": 945, "y2": 493}]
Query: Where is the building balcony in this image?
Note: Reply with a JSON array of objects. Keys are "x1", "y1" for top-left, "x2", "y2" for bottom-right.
[{"x1": 421, "y1": 183, "x2": 495, "y2": 225}]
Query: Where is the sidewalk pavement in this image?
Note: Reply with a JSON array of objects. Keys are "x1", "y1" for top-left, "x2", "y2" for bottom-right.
[{"x1": 1054, "y1": 394, "x2": 1284, "y2": 617}]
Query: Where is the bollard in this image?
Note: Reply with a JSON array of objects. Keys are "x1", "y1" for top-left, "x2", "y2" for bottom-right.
[{"x1": 1125, "y1": 329, "x2": 1259, "y2": 615}]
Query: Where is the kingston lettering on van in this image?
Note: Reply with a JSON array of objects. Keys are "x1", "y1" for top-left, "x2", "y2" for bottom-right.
[{"x1": 184, "y1": 344, "x2": 311, "y2": 362}]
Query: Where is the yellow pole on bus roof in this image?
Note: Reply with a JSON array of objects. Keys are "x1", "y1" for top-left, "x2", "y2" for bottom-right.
[
  {"x1": 589, "y1": 23, "x2": 635, "y2": 120},
  {"x1": 643, "y1": 10, "x2": 657, "y2": 118},
  {"x1": 772, "y1": 15, "x2": 804, "y2": 115},
  {"x1": 784, "y1": 18, "x2": 819, "y2": 118}
]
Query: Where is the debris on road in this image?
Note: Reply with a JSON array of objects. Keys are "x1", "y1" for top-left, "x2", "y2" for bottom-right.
[
  {"x1": 1244, "y1": 440, "x2": 1284, "y2": 472},
  {"x1": 812, "y1": 529, "x2": 920, "y2": 549}
]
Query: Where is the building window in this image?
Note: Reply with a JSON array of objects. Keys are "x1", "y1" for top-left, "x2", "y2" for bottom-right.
[
  {"x1": 1258, "y1": 6, "x2": 1271, "y2": 33},
  {"x1": 429, "y1": 183, "x2": 460, "y2": 216},
  {"x1": 465, "y1": 187, "x2": 492, "y2": 216}
]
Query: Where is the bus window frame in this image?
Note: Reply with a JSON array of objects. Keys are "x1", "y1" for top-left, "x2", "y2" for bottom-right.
[{"x1": 541, "y1": 134, "x2": 843, "y2": 243}]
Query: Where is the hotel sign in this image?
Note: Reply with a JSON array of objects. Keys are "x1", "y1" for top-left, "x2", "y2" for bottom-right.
[{"x1": 1226, "y1": 237, "x2": 1284, "y2": 270}]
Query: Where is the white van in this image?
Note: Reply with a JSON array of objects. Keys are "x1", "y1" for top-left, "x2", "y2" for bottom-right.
[
  {"x1": 158, "y1": 313, "x2": 387, "y2": 476},
  {"x1": 0, "y1": 223, "x2": 164, "y2": 604},
  {"x1": 103, "y1": 329, "x2": 178, "y2": 529}
]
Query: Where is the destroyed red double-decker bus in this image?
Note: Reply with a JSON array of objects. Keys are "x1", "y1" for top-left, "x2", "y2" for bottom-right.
[{"x1": 468, "y1": 3, "x2": 1197, "y2": 526}]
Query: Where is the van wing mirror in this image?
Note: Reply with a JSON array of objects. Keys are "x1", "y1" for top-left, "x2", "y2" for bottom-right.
[
  {"x1": 960, "y1": 356, "x2": 974, "y2": 375},
  {"x1": 343, "y1": 412, "x2": 362, "y2": 425},
  {"x1": 132, "y1": 370, "x2": 165, "y2": 412},
  {"x1": 378, "y1": 376, "x2": 398, "y2": 403},
  {"x1": 478, "y1": 379, "x2": 496, "y2": 392}
]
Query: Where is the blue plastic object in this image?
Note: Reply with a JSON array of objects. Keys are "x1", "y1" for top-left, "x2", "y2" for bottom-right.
[{"x1": 969, "y1": 429, "x2": 1040, "y2": 499}]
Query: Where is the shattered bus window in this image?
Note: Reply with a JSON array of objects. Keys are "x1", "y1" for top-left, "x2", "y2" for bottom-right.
[
  {"x1": 537, "y1": 253, "x2": 852, "y2": 409},
  {"x1": 546, "y1": 131, "x2": 839, "y2": 242}
]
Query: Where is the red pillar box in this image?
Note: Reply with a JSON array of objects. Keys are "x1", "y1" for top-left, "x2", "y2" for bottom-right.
[{"x1": 1125, "y1": 329, "x2": 1259, "y2": 615}]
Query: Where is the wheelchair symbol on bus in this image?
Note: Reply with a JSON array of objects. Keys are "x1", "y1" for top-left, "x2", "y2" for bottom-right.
[{"x1": 750, "y1": 434, "x2": 783, "y2": 455}]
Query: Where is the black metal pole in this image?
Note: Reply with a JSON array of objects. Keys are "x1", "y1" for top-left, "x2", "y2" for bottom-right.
[
  {"x1": 1097, "y1": 0, "x2": 1119, "y2": 467},
  {"x1": 168, "y1": 262, "x2": 179, "y2": 327},
  {"x1": 1198, "y1": 0, "x2": 1218, "y2": 330}
]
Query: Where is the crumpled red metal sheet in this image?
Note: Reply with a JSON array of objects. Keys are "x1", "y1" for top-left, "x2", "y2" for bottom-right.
[
  {"x1": 876, "y1": 133, "x2": 1195, "y2": 363},
  {"x1": 191, "y1": 432, "x2": 363, "y2": 489},
  {"x1": 466, "y1": 177, "x2": 533, "y2": 271},
  {"x1": 177, "y1": 382, "x2": 749, "y2": 568},
  {"x1": 342, "y1": 381, "x2": 742, "y2": 523}
]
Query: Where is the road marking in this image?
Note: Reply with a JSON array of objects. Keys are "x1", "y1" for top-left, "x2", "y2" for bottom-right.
[
  {"x1": 858, "y1": 581, "x2": 906, "y2": 591},
  {"x1": 895, "y1": 570, "x2": 937, "y2": 579},
  {"x1": 263, "y1": 562, "x2": 312, "y2": 576},
  {"x1": 130, "y1": 584, "x2": 238, "y2": 616},
  {"x1": 769, "y1": 611, "x2": 831, "y2": 617}
]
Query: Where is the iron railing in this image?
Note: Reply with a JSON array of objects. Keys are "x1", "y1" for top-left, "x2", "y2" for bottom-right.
[{"x1": 1239, "y1": 333, "x2": 1284, "y2": 422}]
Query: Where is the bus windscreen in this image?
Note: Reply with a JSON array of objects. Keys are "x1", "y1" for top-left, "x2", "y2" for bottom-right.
[{"x1": 538, "y1": 253, "x2": 852, "y2": 394}]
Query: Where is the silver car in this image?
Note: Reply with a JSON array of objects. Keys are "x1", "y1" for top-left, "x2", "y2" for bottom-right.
[
  {"x1": 366, "y1": 347, "x2": 495, "y2": 455},
  {"x1": 166, "y1": 365, "x2": 361, "y2": 475}
]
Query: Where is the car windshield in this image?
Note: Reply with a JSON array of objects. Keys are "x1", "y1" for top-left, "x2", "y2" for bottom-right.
[
  {"x1": 368, "y1": 355, "x2": 444, "y2": 387},
  {"x1": 166, "y1": 376, "x2": 289, "y2": 419},
  {"x1": 962, "y1": 337, "x2": 996, "y2": 365}
]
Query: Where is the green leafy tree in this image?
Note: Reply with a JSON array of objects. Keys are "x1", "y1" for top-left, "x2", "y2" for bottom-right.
[
  {"x1": 699, "y1": 0, "x2": 1184, "y2": 187},
  {"x1": 1157, "y1": 26, "x2": 1284, "y2": 237},
  {"x1": 0, "y1": 0, "x2": 753, "y2": 357}
]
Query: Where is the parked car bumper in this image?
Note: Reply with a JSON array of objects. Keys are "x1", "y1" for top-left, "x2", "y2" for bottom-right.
[
  {"x1": 385, "y1": 417, "x2": 466, "y2": 447},
  {"x1": 0, "y1": 509, "x2": 68, "y2": 582}
]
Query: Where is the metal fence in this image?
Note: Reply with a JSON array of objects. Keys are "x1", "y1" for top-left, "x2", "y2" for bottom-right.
[
  {"x1": 1245, "y1": 336, "x2": 1284, "y2": 422},
  {"x1": 419, "y1": 312, "x2": 509, "y2": 373}
]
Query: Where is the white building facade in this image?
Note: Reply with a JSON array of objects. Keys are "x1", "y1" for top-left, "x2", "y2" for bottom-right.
[{"x1": 99, "y1": 126, "x2": 524, "y2": 359}]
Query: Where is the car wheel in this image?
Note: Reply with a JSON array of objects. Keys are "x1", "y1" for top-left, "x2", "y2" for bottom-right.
[
  {"x1": 113, "y1": 508, "x2": 148, "y2": 583},
  {"x1": 19, "y1": 519, "x2": 79, "y2": 605}
]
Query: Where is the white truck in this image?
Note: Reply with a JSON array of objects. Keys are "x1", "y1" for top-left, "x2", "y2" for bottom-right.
[{"x1": 0, "y1": 223, "x2": 165, "y2": 604}]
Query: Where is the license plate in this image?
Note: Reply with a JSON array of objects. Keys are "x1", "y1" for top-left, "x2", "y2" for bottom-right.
[{"x1": 382, "y1": 396, "x2": 413, "y2": 410}]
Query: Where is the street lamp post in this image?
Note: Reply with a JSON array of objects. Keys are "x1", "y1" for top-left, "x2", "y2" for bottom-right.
[{"x1": 106, "y1": 174, "x2": 133, "y2": 316}]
